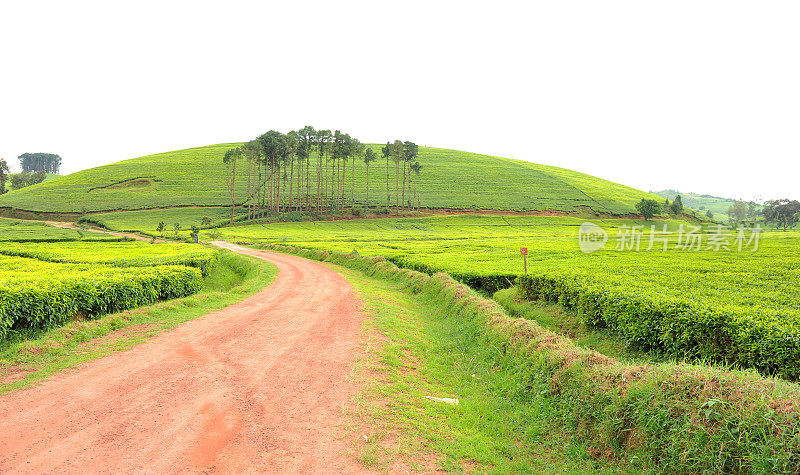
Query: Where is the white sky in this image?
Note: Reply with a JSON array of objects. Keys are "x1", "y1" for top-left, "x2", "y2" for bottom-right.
[{"x1": 1, "y1": 1, "x2": 798, "y2": 202}]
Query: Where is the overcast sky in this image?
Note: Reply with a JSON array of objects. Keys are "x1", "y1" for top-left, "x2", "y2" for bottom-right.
[{"x1": 1, "y1": 1, "x2": 798, "y2": 201}]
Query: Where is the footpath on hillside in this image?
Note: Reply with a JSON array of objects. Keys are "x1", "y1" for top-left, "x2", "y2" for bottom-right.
[{"x1": 0, "y1": 244, "x2": 368, "y2": 473}]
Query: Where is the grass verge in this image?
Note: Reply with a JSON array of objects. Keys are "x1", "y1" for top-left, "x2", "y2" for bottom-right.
[
  {"x1": 258, "y1": 243, "x2": 800, "y2": 473},
  {"x1": 336, "y1": 264, "x2": 623, "y2": 473},
  {"x1": 0, "y1": 249, "x2": 277, "y2": 394}
]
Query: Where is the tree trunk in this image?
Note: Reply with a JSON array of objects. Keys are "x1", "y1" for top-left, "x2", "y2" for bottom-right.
[
  {"x1": 288, "y1": 156, "x2": 294, "y2": 214},
  {"x1": 417, "y1": 175, "x2": 421, "y2": 210},
  {"x1": 402, "y1": 160, "x2": 407, "y2": 210},
  {"x1": 395, "y1": 162, "x2": 399, "y2": 210},
  {"x1": 386, "y1": 157, "x2": 390, "y2": 209},
  {"x1": 229, "y1": 159, "x2": 236, "y2": 225},
  {"x1": 366, "y1": 163, "x2": 370, "y2": 208}
]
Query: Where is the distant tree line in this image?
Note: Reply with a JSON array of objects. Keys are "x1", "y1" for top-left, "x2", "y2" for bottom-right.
[
  {"x1": 222, "y1": 127, "x2": 422, "y2": 224},
  {"x1": 19, "y1": 153, "x2": 62, "y2": 174}
]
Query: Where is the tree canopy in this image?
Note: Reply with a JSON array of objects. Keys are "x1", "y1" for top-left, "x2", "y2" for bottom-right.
[
  {"x1": 18, "y1": 153, "x2": 62, "y2": 174},
  {"x1": 222, "y1": 127, "x2": 421, "y2": 222}
]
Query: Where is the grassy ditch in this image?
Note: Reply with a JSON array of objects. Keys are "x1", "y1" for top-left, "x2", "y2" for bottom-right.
[
  {"x1": 493, "y1": 288, "x2": 655, "y2": 363},
  {"x1": 334, "y1": 263, "x2": 622, "y2": 472},
  {"x1": 257, "y1": 243, "x2": 800, "y2": 473},
  {"x1": 0, "y1": 249, "x2": 278, "y2": 393}
]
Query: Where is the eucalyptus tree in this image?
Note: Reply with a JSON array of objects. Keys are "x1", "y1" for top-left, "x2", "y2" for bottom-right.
[
  {"x1": 382, "y1": 142, "x2": 391, "y2": 209},
  {"x1": 258, "y1": 130, "x2": 287, "y2": 216},
  {"x1": 390, "y1": 140, "x2": 404, "y2": 209},
  {"x1": 316, "y1": 130, "x2": 332, "y2": 215},
  {"x1": 222, "y1": 147, "x2": 243, "y2": 224},
  {"x1": 350, "y1": 139, "x2": 365, "y2": 208},
  {"x1": 242, "y1": 140, "x2": 263, "y2": 219},
  {"x1": 362, "y1": 148, "x2": 377, "y2": 208},
  {"x1": 18, "y1": 153, "x2": 62, "y2": 174},
  {"x1": 296, "y1": 126, "x2": 316, "y2": 212},
  {"x1": 410, "y1": 161, "x2": 423, "y2": 210},
  {"x1": 402, "y1": 141, "x2": 419, "y2": 210},
  {"x1": 284, "y1": 131, "x2": 298, "y2": 212}
]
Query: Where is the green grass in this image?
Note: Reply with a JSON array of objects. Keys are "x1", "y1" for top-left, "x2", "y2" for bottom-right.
[
  {"x1": 0, "y1": 143, "x2": 662, "y2": 214},
  {"x1": 0, "y1": 217, "x2": 125, "y2": 242},
  {"x1": 336, "y1": 263, "x2": 623, "y2": 473},
  {"x1": 0, "y1": 249, "x2": 278, "y2": 393}
]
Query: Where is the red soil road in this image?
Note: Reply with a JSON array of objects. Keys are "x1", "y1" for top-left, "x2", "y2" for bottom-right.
[{"x1": 0, "y1": 243, "x2": 369, "y2": 473}]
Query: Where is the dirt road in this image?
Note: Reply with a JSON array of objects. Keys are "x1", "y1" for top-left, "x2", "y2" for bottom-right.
[{"x1": 0, "y1": 243, "x2": 368, "y2": 473}]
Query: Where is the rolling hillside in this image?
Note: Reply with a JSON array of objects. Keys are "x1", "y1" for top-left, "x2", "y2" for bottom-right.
[{"x1": 0, "y1": 144, "x2": 661, "y2": 215}]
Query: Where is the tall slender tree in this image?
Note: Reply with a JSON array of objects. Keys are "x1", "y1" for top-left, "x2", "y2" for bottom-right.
[
  {"x1": 316, "y1": 130, "x2": 332, "y2": 216},
  {"x1": 284, "y1": 131, "x2": 298, "y2": 212},
  {"x1": 402, "y1": 141, "x2": 418, "y2": 210},
  {"x1": 222, "y1": 147, "x2": 242, "y2": 224},
  {"x1": 390, "y1": 140, "x2": 404, "y2": 209},
  {"x1": 382, "y1": 142, "x2": 391, "y2": 209},
  {"x1": 410, "y1": 161, "x2": 422, "y2": 210},
  {"x1": 350, "y1": 139, "x2": 364, "y2": 208},
  {"x1": 297, "y1": 126, "x2": 316, "y2": 212},
  {"x1": 362, "y1": 148, "x2": 377, "y2": 208},
  {"x1": 258, "y1": 130, "x2": 288, "y2": 216}
]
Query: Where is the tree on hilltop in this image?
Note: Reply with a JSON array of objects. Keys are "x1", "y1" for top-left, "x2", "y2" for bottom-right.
[
  {"x1": 18, "y1": 153, "x2": 62, "y2": 174},
  {"x1": 382, "y1": 142, "x2": 391, "y2": 209},
  {"x1": 350, "y1": 138, "x2": 364, "y2": 209},
  {"x1": 223, "y1": 147, "x2": 242, "y2": 225},
  {"x1": 363, "y1": 148, "x2": 377, "y2": 208},
  {"x1": 402, "y1": 141, "x2": 418, "y2": 210},
  {"x1": 390, "y1": 140, "x2": 404, "y2": 210},
  {"x1": 410, "y1": 161, "x2": 423, "y2": 210}
]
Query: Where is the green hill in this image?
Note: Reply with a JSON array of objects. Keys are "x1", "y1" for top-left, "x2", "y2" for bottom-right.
[{"x1": 0, "y1": 143, "x2": 660, "y2": 215}]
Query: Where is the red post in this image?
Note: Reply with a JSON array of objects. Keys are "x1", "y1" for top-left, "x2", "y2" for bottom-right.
[{"x1": 520, "y1": 247, "x2": 528, "y2": 274}]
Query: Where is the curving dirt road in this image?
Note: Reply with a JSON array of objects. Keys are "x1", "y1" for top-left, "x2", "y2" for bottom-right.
[{"x1": 0, "y1": 243, "x2": 368, "y2": 473}]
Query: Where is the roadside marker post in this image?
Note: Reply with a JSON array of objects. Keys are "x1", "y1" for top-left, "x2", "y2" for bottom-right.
[{"x1": 520, "y1": 247, "x2": 528, "y2": 274}]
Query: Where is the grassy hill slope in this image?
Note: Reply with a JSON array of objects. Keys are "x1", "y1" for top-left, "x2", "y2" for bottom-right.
[{"x1": 0, "y1": 143, "x2": 661, "y2": 214}]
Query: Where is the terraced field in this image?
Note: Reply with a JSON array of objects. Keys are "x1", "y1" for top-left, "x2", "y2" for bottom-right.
[
  {"x1": 0, "y1": 144, "x2": 661, "y2": 214},
  {"x1": 210, "y1": 215, "x2": 800, "y2": 378}
]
